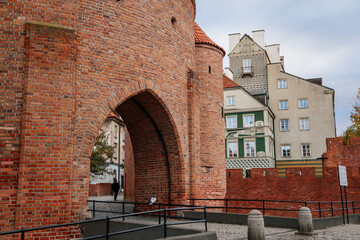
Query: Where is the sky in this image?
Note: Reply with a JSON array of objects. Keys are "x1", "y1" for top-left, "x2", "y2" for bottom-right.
[{"x1": 195, "y1": 0, "x2": 360, "y2": 135}]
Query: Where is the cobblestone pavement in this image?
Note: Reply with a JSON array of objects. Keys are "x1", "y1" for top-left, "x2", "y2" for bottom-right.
[
  {"x1": 267, "y1": 224, "x2": 360, "y2": 240},
  {"x1": 88, "y1": 196, "x2": 360, "y2": 240}
]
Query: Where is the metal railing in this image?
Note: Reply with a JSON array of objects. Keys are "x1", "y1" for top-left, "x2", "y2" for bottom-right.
[
  {"x1": 189, "y1": 198, "x2": 360, "y2": 218},
  {"x1": 0, "y1": 206, "x2": 207, "y2": 239}
]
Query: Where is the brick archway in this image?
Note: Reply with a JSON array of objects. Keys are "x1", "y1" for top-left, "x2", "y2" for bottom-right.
[{"x1": 81, "y1": 82, "x2": 185, "y2": 205}]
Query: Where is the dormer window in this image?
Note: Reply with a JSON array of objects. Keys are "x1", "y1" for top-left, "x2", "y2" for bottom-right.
[{"x1": 242, "y1": 59, "x2": 253, "y2": 77}]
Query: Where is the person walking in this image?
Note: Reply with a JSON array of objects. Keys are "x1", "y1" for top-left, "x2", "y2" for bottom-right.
[{"x1": 111, "y1": 178, "x2": 120, "y2": 201}]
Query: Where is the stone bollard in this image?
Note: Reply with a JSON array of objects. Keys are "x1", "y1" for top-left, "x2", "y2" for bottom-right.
[
  {"x1": 296, "y1": 207, "x2": 317, "y2": 235},
  {"x1": 248, "y1": 210, "x2": 265, "y2": 240}
]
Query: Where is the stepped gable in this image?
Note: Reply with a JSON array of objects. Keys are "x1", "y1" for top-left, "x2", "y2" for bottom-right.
[
  {"x1": 194, "y1": 22, "x2": 225, "y2": 55},
  {"x1": 223, "y1": 75, "x2": 240, "y2": 88}
]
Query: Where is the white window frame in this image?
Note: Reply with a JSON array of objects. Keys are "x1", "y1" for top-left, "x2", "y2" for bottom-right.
[
  {"x1": 300, "y1": 118, "x2": 309, "y2": 130},
  {"x1": 244, "y1": 140, "x2": 256, "y2": 157},
  {"x1": 279, "y1": 100, "x2": 288, "y2": 110},
  {"x1": 281, "y1": 145, "x2": 291, "y2": 157},
  {"x1": 227, "y1": 96, "x2": 235, "y2": 106},
  {"x1": 299, "y1": 99, "x2": 308, "y2": 109},
  {"x1": 280, "y1": 119, "x2": 289, "y2": 132},
  {"x1": 226, "y1": 115, "x2": 237, "y2": 129},
  {"x1": 301, "y1": 144, "x2": 311, "y2": 157},
  {"x1": 227, "y1": 141, "x2": 238, "y2": 158},
  {"x1": 243, "y1": 59, "x2": 252, "y2": 73},
  {"x1": 243, "y1": 114, "x2": 255, "y2": 128},
  {"x1": 278, "y1": 79, "x2": 287, "y2": 89}
]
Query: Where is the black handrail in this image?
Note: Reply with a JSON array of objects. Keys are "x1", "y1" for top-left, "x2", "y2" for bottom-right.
[
  {"x1": 0, "y1": 206, "x2": 207, "y2": 239},
  {"x1": 188, "y1": 198, "x2": 360, "y2": 218}
]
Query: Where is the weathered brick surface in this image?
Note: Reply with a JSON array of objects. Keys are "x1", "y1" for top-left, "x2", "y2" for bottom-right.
[
  {"x1": 323, "y1": 137, "x2": 360, "y2": 168},
  {"x1": 1, "y1": 0, "x2": 227, "y2": 238}
]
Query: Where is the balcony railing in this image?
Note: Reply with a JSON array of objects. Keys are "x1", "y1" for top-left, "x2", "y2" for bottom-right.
[{"x1": 241, "y1": 66, "x2": 253, "y2": 77}]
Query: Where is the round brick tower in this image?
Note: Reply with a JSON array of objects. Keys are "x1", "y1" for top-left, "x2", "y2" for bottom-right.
[{"x1": 194, "y1": 23, "x2": 227, "y2": 199}]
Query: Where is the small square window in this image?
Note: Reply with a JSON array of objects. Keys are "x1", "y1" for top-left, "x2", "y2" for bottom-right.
[
  {"x1": 299, "y1": 99, "x2": 308, "y2": 108},
  {"x1": 279, "y1": 100, "x2": 288, "y2": 110},
  {"x1": 226, "y1": 116, "x2": 237, "y2": 129},
  {"x1": 227, "y1": 96, "x2": 235, "y2": 106},
  {"x1": 280, "y1": 119, "x2": 289, "y2": 131},
  {"x1": 301, "y1": 144, "x2": 311, "y2": 157},
  {"x1": 243, "y1": 114, "x2": 254, "y2": 128},
  {"x1": 227, "y1": 141, "x2": 238, "y2": 158},
  {"x1": 278, "y1": 80, "x2": 287, "y2": 89},
  {"x1": 281, "y1": 145, "x2": 291, "y2": 157},
  {"x1": 300, "y1": 118, "x2": 309, "y2": 130}
]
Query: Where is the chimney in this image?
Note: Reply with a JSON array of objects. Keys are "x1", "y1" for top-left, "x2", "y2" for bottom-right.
[
  {"x1": 224, "y1": 67, "x2": 233, "y2": 80},
  {"x1": 252, "y1": 30, "x2": 265, "y2": 48},
  {"x1": 228, "y1": 33, "x2": 241, "y2": 53}
]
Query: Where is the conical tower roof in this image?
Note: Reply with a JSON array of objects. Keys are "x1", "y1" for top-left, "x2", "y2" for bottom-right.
[{"x1": 194, "y1": 22, "x2": 225, "y2": 55}]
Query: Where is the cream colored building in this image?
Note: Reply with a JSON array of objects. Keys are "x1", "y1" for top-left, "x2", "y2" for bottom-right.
[
  {"x1": 90, "y1": 112, "x2": 126, "y2": 188},
  {"x1": 227, "y1": 30, "x2": 336, "y2": 177}
]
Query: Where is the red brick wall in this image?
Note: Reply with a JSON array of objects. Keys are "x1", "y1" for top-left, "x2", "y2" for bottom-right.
[
  {"x1": 0, "y1": 1, "x2": 228, "y2": 237},
  {"x1": 195, "y1": 44, "x2": 227, "y2": 199},
  {"x1": 225, "y1": 167, "x2": 360, "y2": 217},
  {"x1": 124, "y1": 127, "x2": 135, "y2": 202},
  {"x1": 323, "y1": 137, "x2": 360, "y2": 167},
  {"x1": 89, "y1": 183, "x2": 112, "y2": 197}
]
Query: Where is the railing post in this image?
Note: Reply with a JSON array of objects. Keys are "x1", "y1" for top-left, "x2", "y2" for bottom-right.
[
  {"x1": 21, "y1": 229, "x2": 25, "y2": 240},
  {"x1": 305, "y1": 201, "x2": 307, "y2": 207},
  {"x1": 158, "y1": 204, "x2": 161, "y2": 224},
  {"x1": 163, "y1": 209, "x2": 167, "y2": 239},
  {"x1": 352, "y1": 201, "x2": 355, "y2": 214},
  {"x1": 318, "y1": 202, "x2": 321, "y2": 218},
  {"x1": 93, "y1": 200, "x2": 96, "y2": 218},
  {"x1": 331, "y1": 202, "x2": 334, "y2": 217},
  {"x1": 122, "y1": 201, "x2": 125, "y2": 221},
  {"x1": 204, "y1": 207, "x2": 208, "y2": 232},
  {"x1": 226, "y1": 199, "x2": 228, "y2": 213},
  {"x1": 262, "y1": 200, "x2": 265, "y2": 216},
  {"x1": 106, "y1": 216, "x2": 110, "y2": 240}
]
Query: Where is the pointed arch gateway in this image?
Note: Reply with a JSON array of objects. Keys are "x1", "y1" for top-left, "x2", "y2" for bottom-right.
[
  {"x1": 114, "y1": 89, "x2": 184, "y2": 205},
  {"x1": 79, "y1": 82, "x2": 187, "y2": 207}
]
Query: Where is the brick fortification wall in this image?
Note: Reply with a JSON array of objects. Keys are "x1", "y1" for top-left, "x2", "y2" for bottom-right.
[
  {"x1": 225, "y1": 137, "x2": 360, "y2": 217},
  {"x1": 323, "y1": 137, "x2": 360, "y2": 167},
  {"x1": 89, "y1": 183, "x2": 112, "y2": 197},
  {"x1": 0, "y1": 0, "x2": 225, "y2": 238}
]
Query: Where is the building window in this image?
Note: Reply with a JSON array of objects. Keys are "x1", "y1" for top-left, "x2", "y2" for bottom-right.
[
  {"x1": 280, "y1": 119, "x2": 289, "y2": 132},
  {"x1": 302, "y1": 144, "x2": 311, "y2": 157},
  {"x1": 278, "y1": 79, "x2": 287, "y2": 89},
  {"x1": 299, "y1": 99, "x2": 308, "y2": 108},
  {"x1": 227, "y1": 96, "x2": 235, "y2": 106},
  {"x1": 281, "y1": 145, "x2": 291, "y2": 157},
  {"x1": 300, "y1": 118, "x2": 309, "y2": 130},
  {"x1": 243, "y1": 59, "x2": 252, "y2": 73},
  {"x1": 226, "y1": 116, "x2": 237, "y2": 129},
  {"x1": 279, "y1": 100, "x2": 288, "y2": 110},
  {"x1": 243, "y1": 114, "x2": 254, "y2": 128},
  {"x1": 245, "y1": 140, "x2": 255, "y2": 157},
  {"x1": 227, "y1": 141, "x2": 238, "y2": 158}
]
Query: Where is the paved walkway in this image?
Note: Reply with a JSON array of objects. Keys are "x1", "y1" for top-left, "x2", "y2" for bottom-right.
[{"x1": 88, "y1": 195, "x2": 360, "y2": 240}]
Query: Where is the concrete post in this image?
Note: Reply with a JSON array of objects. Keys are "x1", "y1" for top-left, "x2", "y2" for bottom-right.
[
  {"x1": 296, "y1": 207, "x2": 317, "y2": 235},
  {"x1": 248, "y1": 210, "x2": 265, "y2": 240}
]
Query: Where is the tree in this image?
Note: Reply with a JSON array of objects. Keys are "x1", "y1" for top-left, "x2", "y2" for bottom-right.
[
  {"x1": 343, "y1": 88, "x2": 360, "y2": 144},
  {"x1": 90, "y1": 129, "x2": 115, "y2": 176}
]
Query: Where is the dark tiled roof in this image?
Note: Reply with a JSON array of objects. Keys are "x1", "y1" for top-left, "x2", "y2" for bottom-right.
[
  {"x1": 223, "y1": 75, "x2": 240, "y2": 88},
  {"x1": 194, "y1": 22, "x2": 225, "y2": 55}
]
